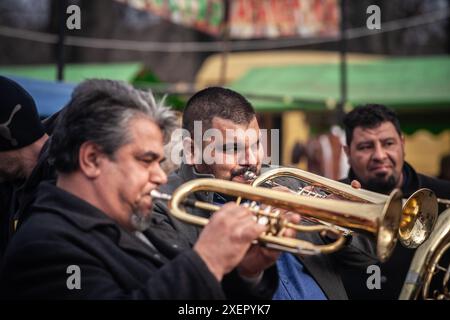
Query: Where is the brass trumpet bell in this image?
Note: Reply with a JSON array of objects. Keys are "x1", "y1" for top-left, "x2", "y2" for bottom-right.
[{"x1": 247, "y1": 167, "x2": 438, "y2": 248}]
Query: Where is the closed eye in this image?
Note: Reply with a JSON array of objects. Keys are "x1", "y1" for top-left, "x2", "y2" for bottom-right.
[{"x1": 137, "y1": 152, "x2": 162, "y2": 165}]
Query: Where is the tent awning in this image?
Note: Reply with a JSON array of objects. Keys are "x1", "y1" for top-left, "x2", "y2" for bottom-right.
[
  {"x1": 0, "y1": 63, "x2": 142, "y2": 84},
  {"x1": 0, "y1": 63, "x2": 143, "y2": 117},
  {"x1": 230, "y1": 56, "x2": 450, "y2": 113}
]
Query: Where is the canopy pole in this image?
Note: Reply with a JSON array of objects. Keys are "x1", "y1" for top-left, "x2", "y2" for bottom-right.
[
  {"x1": 56, "y1": 0, "x2": 67, "y2": 82},
  {"x1": 337, "y1": 0, "x2": 347, "y2": 124},
  {"x1": 219, "y1": 0, "x2": 230, "y2": 86}
]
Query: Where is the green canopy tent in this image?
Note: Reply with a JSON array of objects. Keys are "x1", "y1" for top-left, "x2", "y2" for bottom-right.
[
  {"x1": 230, "y1": 56, "x2": 450, "y2": 134},
  {"x1": 0, "y1": 62, "x2": 143, "y2": 83},
  {"x1": 0, "y1": 62, "x2": 185, "y2": 110}
]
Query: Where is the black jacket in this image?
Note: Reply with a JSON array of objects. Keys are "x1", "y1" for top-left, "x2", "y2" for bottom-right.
[
  {"x1": 340, "y1": 162, "x2": 450, "y2": 299},
  {"x1": 0, "y1": 117, "x2": 56, "y2": 259},
  {"x1": 0, "y1": 182, "x2": 275, "y2": 300},
  {"x1": 151, "y1": 164, "x2": 379, "y2": 300}
]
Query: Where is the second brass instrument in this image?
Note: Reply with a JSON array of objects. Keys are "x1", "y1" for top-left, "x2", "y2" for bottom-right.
[{"x1": 400, "y1": 208, "x2": 450, "y2": 300}]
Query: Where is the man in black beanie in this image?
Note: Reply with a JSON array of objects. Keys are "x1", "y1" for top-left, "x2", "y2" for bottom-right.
[{"x1": 0, "y1": 76, "x2": 51, "y2": 258}]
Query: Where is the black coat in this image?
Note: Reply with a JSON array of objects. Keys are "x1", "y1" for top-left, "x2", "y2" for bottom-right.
[
  {"x1": 151, "y1": 164, "x2": 379, "y2": 300},
  {"x1": 0, "y1": 182, "x2": 270, "y2": 300},
  {"x1": 0, "y1": 119, "x2": 56, "y2": 259},
  {"x1": 340, "y1": 162, "x2": 450, "y2": 299}
]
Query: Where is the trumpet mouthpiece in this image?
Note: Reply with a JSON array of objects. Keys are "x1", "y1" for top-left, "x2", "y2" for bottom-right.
[
  {"x1": 244, "y1": 171, "x2": 257, "y2": 181},
  {"x1": 150, "y1": 189, "x2": 172, "y2": 201}
]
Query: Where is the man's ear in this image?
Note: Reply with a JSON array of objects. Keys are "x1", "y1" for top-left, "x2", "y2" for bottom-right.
[
  {"x1": 78, "y1": 141, "x2": 104, "y2": 178},
  {"x1": 401, "y1": 134, "x2": 406, "y2": 157}
]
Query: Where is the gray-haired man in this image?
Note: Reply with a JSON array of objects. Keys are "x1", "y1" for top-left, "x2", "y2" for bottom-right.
[{"x1": 0, "y1": 80, "x2": 279, "y2": 299}]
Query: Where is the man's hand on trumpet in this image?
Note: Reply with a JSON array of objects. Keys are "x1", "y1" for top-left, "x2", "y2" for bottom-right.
[
  {"x1": 236, "y1": 208, "x2": 301, "y2": 279},
  {"x1": 193, "y1": 203, "x2": 268, "y2": 282},
  {"x1": 193, "y1": 201, "x2": 301, "y2": 282}
]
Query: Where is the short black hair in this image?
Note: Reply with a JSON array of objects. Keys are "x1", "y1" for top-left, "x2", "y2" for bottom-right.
[
  {"x1": 182, "y1": 87, "x2": 255, "y2": 137},
  {"x1": 343, "y1": 104, "x2": 402, "y2": 146}
]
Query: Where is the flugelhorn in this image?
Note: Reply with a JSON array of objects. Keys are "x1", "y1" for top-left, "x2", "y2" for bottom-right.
[
  {"x1": 151, "y1": 178, "x2": 403, "y2": 262},
  {"x1": 245, "y1": 167, "x2": 438, "y2": 248},
  {"x1": 399, "y1": 208, "x2": 450, "y2": 300}
]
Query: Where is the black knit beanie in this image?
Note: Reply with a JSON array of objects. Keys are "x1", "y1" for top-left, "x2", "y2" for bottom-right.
[{"x1": 0, "y1": 76, "x2": 45, "y2": 151}]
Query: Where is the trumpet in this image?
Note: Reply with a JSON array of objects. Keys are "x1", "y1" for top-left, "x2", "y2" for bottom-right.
[
  {"x1": 242, "y1": 171, "x2": 355, "y2": 236},
  {"x1": 151, "y1": 178, "x2": 403, "y2": 262},
  {"x1": 244, "y1": 167, "x2": 438, "y2": 249}
]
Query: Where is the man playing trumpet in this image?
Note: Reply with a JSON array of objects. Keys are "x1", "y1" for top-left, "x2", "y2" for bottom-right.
[
  {"x1": 0, "y1": 80, "x2": 279, "y2": 299},
  {"x1": 152, "y1": 87, "x2": 378, "y2": 300}
]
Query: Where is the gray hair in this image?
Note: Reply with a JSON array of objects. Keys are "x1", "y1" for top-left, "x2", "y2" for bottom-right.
[{"x1": 50, "y1": 79, "x2": 177, "y2": 173}]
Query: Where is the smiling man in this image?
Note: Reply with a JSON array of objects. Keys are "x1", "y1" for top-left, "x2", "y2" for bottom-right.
[
  {"x1": 340, "y1": 104, "x2": 450, "y2": 299},
  {"x1": 342, "y1": 104, "x2": 450, "y2": 200},
  {"x1": 343, "y1": 106, "x2": 404, "y2": 193}
]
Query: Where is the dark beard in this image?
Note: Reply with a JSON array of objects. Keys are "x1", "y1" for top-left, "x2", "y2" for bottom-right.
[{"x1": 364, "y1": 174, "x2": 398, "y2": 194}]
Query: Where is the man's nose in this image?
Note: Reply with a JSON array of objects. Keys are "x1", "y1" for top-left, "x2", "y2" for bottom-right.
[
  {"x1": 240, "y1": 147, "x2": 258, "y2": 166},
  {"x1": 372, "y1": 142, "x2": 387, "y2": 161},
  {"x1": 150, "y1": 164, "x2": 168, "y2": 186}
]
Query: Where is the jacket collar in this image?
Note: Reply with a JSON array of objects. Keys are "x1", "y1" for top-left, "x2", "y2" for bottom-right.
[
  {"x1": 32, "y1": 182, "x2": 166, "y2": 262},
  {"x1": 33, "y1": 182, "x2": 117, "y2": 231},
  {"x1": 399, "y1": 161, "x2": 419, "y2": 196}
]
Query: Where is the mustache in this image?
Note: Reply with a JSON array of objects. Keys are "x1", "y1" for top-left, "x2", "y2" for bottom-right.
[
  {"x1": 369, "y1": 158, "x2": 395, "y2": 169},
  {"x1": 231, "y1": 166, "x2": 257, "y2": 178}
]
